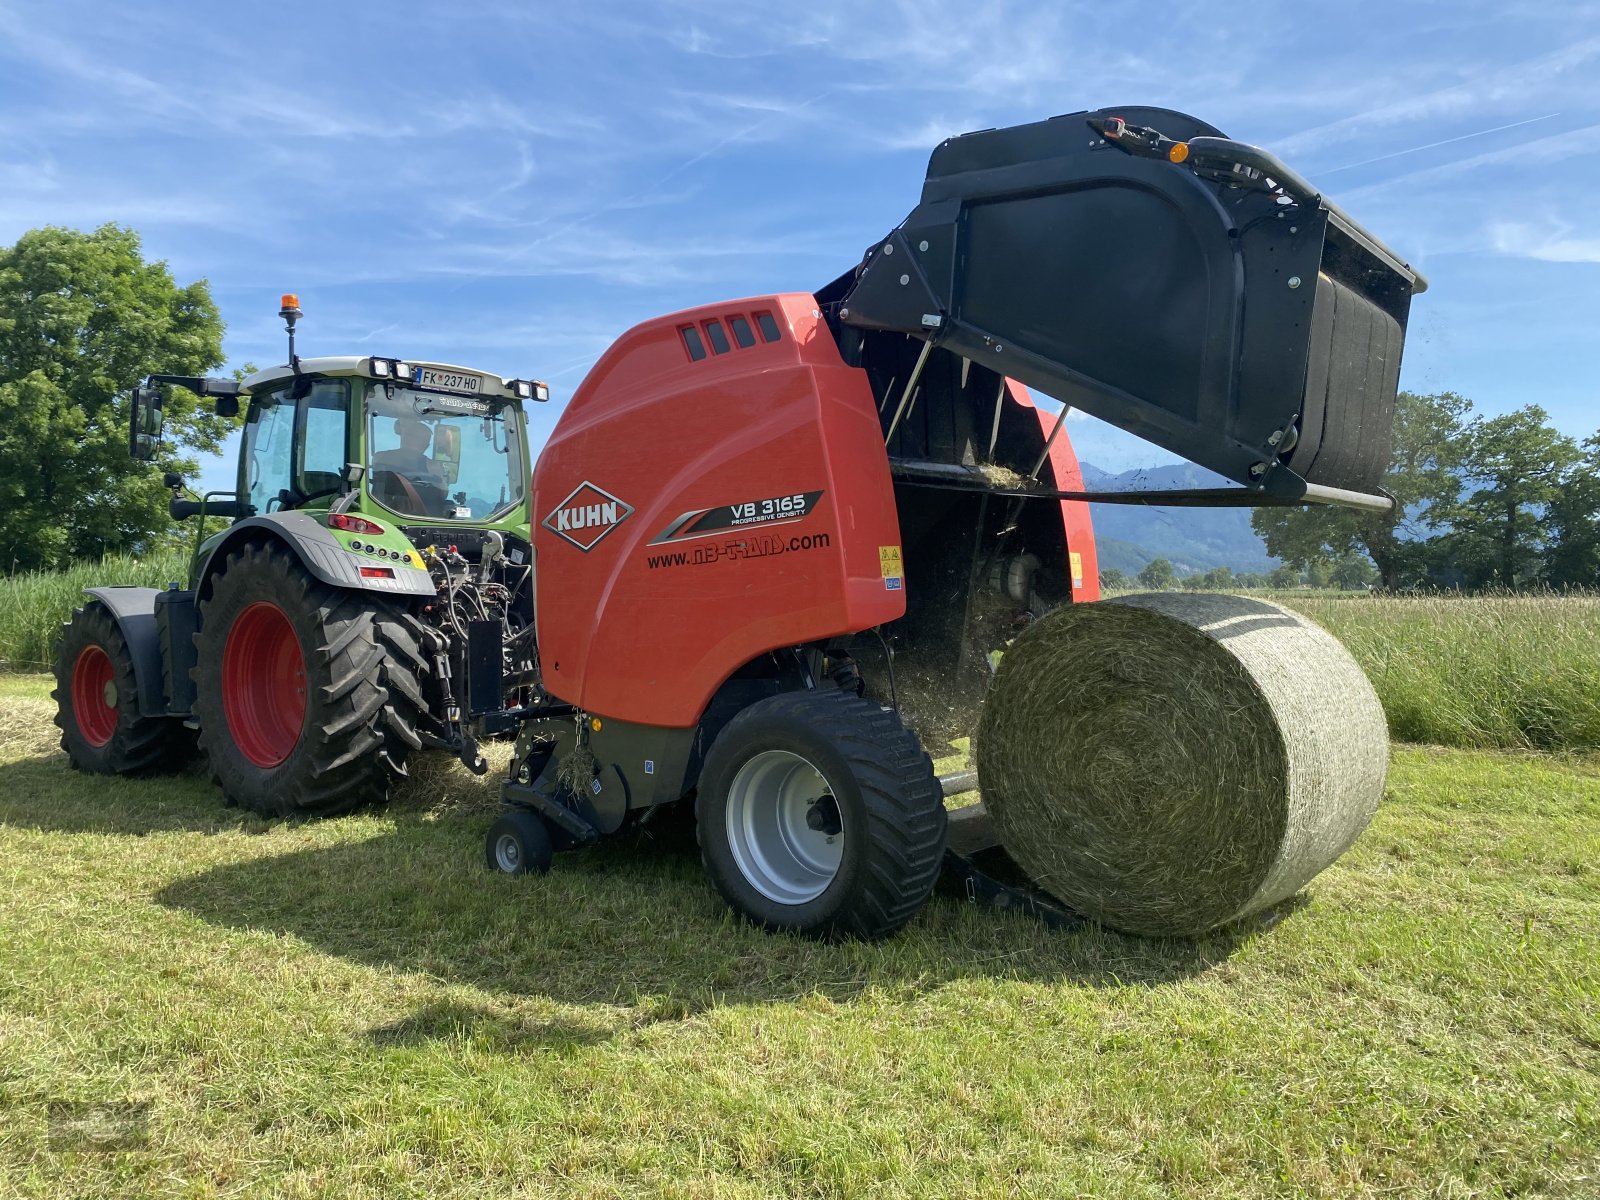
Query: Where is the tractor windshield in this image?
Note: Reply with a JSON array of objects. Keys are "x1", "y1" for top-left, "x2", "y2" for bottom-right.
[{"x1": 365, "y1": 383, "x2": 526, "y2": 521}]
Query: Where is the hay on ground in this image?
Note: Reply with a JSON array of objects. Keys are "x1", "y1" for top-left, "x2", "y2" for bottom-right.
[
  {"x1": 0, "y1": 695, "x2": 66, "y2": 762},
  {"x1": 976, "y1": 593, "x2": 1387, "y2": 937}
]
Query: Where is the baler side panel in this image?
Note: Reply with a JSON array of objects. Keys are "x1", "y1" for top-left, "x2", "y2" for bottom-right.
[
  {"x1": 1008, "y1": 383, "x2": 1100, "y2": 602},
  {"x1": 532, "y1": 294, "x2": 904, "y2": 728}
]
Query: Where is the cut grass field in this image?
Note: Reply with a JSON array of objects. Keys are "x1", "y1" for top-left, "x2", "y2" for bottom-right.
[{"x1": 0, "y1": 672, "x2": 1596, "y2": 1198}]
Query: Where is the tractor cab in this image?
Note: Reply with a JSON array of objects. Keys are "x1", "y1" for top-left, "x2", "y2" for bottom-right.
[
  {"x1": 126, "y1": 295, "x2": 549, "y2": 562},
  {"x1": 231, "y1": 358, "x2": 537, "y2": 528}
]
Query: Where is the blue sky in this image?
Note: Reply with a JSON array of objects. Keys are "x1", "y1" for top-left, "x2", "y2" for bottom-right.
[{"x1": 2, "y1": 0, "x2": 1596, "y2": 489}]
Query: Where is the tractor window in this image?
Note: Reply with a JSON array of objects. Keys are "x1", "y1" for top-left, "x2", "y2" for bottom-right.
[
  {"x1": 366, "y1": 383, "x2": 526, "y2": 522},
  {"x1": 241, "y1": 379, "x2": 350, "y2": 515},
  {"x1": 299, "y1": 389, "x2": 348, "y2": 501},
  {"x1": 242, "y1": 392, "x2": 294, "y2": 514}
]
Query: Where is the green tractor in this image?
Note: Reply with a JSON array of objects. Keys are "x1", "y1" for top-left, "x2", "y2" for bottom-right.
[{"x1": 53, "y1": 296, "x2": 548, "y2": 816}]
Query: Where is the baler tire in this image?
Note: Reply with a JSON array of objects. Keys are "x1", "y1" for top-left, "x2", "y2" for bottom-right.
[
  {"x1": 52, "y1": 601, "x2": 187, "y2": 775},
  {"x1": 696, "y1": 688, "x2": 946, "y2": 941},
  {"x1": 486, "y1": 809, "x2": 554, "y2": 876},
  {"x1": 191, "y1": 541, "x2": 426, "y2": 818}
]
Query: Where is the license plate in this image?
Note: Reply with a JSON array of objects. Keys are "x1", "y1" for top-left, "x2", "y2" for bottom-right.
[{"x1": 412, "y1": 367, "x2": 481, "y2": 394}]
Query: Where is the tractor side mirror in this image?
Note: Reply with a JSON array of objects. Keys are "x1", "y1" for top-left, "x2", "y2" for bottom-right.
[
  {"x1": 214, "y1": 394, "x2": 240, "y2": 418},
  {"x1": 432, "y1": 424, "x2": 462, "y2": 485},
  {"x1": 129, "y1": 384, "x2": 165, "y2": 461}
]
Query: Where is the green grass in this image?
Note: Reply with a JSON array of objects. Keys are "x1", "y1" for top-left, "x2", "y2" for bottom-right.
[
  {"x1": 0, "y1": 551, "x2": 190, "y2": 672},
  {"x1": 0, "y1": 673, "x2": 1596, "y2": 1198},
  {"x1": 1274, "y1": 593, "x2": 1600, "y2": 752}
]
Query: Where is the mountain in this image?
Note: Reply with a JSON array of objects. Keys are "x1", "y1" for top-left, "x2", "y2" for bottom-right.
[{"x1": 1076, "y1": 462, "x2": 1280, "y2": 575}]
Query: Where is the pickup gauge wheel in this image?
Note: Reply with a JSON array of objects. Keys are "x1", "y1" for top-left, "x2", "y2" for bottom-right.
[{"x1": 486, "y1": 809, "x2": 554, "y2": 876}]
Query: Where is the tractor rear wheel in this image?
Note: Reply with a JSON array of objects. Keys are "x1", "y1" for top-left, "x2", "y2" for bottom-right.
[
  {"x1": 696, "y1": 689, "x2": 947, "y2": 940},
  {"x1": 192, "y1": 541, "x2": 429, "y2": 817},
  {"x1": 52, "y1": 602, "x2": 187, "y2": 775}
]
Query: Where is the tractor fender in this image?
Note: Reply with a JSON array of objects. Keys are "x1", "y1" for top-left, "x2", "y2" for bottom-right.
[
  {"x1": 194, "y1": 511, "x2": 435, "y2": 601},
  {"x1": 82, "y1": 586, "x2": 168, "y2": 716}
]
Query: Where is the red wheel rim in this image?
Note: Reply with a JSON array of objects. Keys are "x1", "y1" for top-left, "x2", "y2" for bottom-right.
[
  {"x1": 71, "y1": 645, "x2": 118, "y2": 747},
  {"x1": 222, "y1": 602, "x2": 307, "y2": 768}
]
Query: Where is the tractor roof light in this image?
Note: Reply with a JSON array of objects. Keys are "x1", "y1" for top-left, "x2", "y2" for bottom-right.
[
  {"x1": 393, "y1": 361, "x2": 411, "y2": 379},
  {"x1": 371, "y1": 358, "x2": 392, "y2": 378},
  {"x1": 511, "y1": 378, "x2": 550, "y2": 402}
]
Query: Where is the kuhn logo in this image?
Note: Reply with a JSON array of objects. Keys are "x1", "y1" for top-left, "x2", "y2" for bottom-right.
[{"x1": 542, "y1": 482, "x2": 635, "y2": 551}]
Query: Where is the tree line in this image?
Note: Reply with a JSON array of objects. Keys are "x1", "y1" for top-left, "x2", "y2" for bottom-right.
[
  {"x1": 2, "y1": 226, "x2": 1594, "y2": 590},
  {"x1": 1101, "y1": 392, "x2": 1597, "y2": 592}
]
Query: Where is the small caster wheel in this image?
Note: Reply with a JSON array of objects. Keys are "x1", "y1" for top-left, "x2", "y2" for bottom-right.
[{"x1": 486, "y1": 810, "x2": 554, "y2": 876}]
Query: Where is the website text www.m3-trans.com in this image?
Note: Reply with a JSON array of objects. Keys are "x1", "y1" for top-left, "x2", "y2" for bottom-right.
[{"x1": 646, "y1": 531, "x2": 831, "y2": 570}]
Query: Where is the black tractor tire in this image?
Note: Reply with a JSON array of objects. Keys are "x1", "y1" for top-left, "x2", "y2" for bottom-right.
[
  {"x1": 696, "y1": 688, "x2": 947, "y2": 940},
  {"x1": 52, "y1": 602, "x2": 188, "y2": 775},
  {"x1": 485, "y1": 809, "x2": 554, "y2": 876},
  {"x1": 192, "y1": 541, "x2": 429, "y2": 818}
]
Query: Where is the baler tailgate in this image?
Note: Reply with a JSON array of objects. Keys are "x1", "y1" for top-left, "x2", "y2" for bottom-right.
[{"x1": 838, "y1": 106, "x2": 1425, "y2": 503}]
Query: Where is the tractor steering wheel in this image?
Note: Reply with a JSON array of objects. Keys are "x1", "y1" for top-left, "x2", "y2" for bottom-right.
[{"x1": 375, "y1": 469, "x2": 429, "y2": 515}]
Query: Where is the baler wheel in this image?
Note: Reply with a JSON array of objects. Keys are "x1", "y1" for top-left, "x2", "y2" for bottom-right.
[
  {"x1": 192, "y1": 541, "x2": 428, "y2": 817},
  {"x1": 696, "y1": 689, "x2": 947, "y2": 940},
  {"x1": 52, "y1": 601, "x2": 188, "y2": 775},
  {"x1": 485, "y1": 809, "x2": 554, "y2": 876}
]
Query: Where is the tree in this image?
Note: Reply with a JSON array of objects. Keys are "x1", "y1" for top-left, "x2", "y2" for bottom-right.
[
  {"x1": 1137, "y1": 558, "x2": 1175, "y2": 590},
  {"x1": 1099, "y1": 567, "x2": 1128, "y2": 591},
  {"x1": 1437, "y1": 406, "x2": 1579, "y2": 587},
  {"x1": 1546, "y1": 436, "x2": 1600, "y2": 588},
  {"x1": 1331, "y1": 554, "x2": 1378, "y2": 590},
  {"x1": 1195, "y1": 565, "x2": 1233, "y2": 591},
  {"x1": 0, "y1": 224, "x2": 229, "y2": 570},
  {"x1": 1269, "y1": 564, "x2": 1301, "y2": 589},
  {"x1": 1252, "y1": 391, "x2": 1472, "y2": 589}
]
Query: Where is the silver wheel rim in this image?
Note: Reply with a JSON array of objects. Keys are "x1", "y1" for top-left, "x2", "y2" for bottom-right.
[
  {"x1": 725, "y1": 750, "x2": 844, "y2": 904},
  {"x1": 495, "y1": 832, "x2": 521, "y2": 872}
]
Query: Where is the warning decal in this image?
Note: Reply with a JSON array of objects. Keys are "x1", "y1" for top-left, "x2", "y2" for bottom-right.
[{"x1": 880, "y1": 545, "x2": 904, "y2": 591}]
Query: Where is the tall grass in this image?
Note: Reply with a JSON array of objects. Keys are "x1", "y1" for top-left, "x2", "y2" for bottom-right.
[
  {"x1": 0, "y1": 550, "x2": 190, "y2": 671},
  {"x1": 1278, "y1": 593, "x2": 1600, "y2": 751},
  {"x1": 4, "y1": 556, "x2": 1598, "y2": 751}
]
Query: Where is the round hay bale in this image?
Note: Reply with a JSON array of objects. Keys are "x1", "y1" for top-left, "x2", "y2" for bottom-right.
[{"x1": 975, "y1": 593, "x2": 1387, "y2": 937}]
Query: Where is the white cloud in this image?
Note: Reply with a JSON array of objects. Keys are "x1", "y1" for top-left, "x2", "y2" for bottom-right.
[
  {"x1": 1277, "y1": 36, "x2": 1600, "y2": 156},
  {"x1": 1489, "y1": 219, "x2": 1600, "y2": 264}
]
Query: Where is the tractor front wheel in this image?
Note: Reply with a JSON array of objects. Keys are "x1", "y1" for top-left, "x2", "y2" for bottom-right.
[
  {"x1": 696, "y1": 689, "x2": 947, "y2": 940},
  {"x1": 52, "y1": 602, "x2": 187, "y2": 775},
  {"x1": 192, "y1": 541, "x2": 429, "y2": 817}
]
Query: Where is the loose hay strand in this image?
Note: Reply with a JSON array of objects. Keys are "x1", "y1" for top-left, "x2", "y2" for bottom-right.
[{"x1": 976, "y1": 593, "x2": 1388, "y2": 937}]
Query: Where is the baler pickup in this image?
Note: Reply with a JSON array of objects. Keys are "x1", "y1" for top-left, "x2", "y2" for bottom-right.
[{"x1": 837, "y1": 105, "x2": 1426, "y2": 506}]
